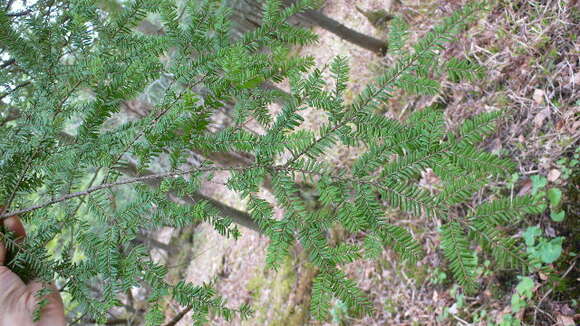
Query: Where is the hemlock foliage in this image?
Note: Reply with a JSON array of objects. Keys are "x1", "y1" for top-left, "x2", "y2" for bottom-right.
[{"x1": 0, "y1": 0, "x2": 542, "y2": 323}]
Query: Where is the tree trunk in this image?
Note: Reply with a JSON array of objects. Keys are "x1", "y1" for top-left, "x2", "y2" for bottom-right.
[{"x1": 225, "y1": 0, "x2": 387, "y2": 54}]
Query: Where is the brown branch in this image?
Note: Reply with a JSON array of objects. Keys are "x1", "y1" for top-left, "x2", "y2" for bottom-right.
[
  {"x1": 135, "y1": 233, "x2": 172, "y2": 252},
  {"x1": 298, "y1": 9, "x2": 388, "y2": 55},
  {"x1": 0, "y1": 81, "x2": 31, "y2": 101},
  {"x1": 6, "y1": 9, "x2": 32, "y2": 17},
  {"x1": 1, "y1": 58, "x2": 16, "y2": 69},
  {"x1": 163, "y1": 306, "x2": 193, "y2": 326},
  {"x1": 81, "y1": 318, "x2": 128, "y2": 325},
  {"x1": 4, "y1": 0, "x2": 15, "y2": 11},
  {"x1": 0, "y1": 107, "x2": 21, "y2": 126},
  {"x1": 6, "y1": 130, "x2": 262, "y2": 232}
]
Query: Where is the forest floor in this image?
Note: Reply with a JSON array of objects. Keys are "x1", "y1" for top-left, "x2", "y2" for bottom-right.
[{"x1": 164, "y1": 0, "x2": 579, "y2": 325}]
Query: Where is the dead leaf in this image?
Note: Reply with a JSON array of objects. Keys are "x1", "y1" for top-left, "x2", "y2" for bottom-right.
[
  {"x1": 572, "y1": 120, "x2": 580, "y2": 134},
  {"x1": 419, "y1": 168, "x2": 441, "y2": 192},
  {"x1": 548, "y1": 169, "x2": 561, "y2": 182},
  {"x1": 556, "y1": 119, "x2": 565, "y2": 130},
  {"x1": 514, "y1": 306, "x2": 525, "y2": 320},
  {"x1": 448, "y1": 302, "x2": 459, "y2": 315},
  {"x1": 496, "y1": 306, "x2": 512, "y2": 324},
  {"x1": 518, "y1": 179, "x2": 532, "y2": 196},
  {"x1": 538, "y1": 272, "x2": 548, "y2": 281},
  {"x1": 556, "y1": 314, "x2": 575, "y2": 326},
  {"x1": 490, "y1": 138, "x2": 503, "y2": 153},
  {"x1": 560, "y1": 304, "x2": 575, "y2": 316},
  {"x1": 534, "y1": 108, "x2": 551, "y2": 128},
  {"x1": 533, "y1": 89, "x2": 545, "y2": 104}
]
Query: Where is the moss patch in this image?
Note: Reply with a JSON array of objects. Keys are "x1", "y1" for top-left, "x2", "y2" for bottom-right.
[{"x1": 243, "y1": 254, "x2": 317, "y2": 326}]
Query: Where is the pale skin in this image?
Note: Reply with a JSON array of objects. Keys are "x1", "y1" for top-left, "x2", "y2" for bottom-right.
[{"x1": 0, "y1": 215, "x2": 66, "y2": 326}]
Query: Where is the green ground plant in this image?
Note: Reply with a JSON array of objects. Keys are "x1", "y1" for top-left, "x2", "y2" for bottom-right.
[{"x1": 529, "y1": 174, "x2": 567, "y2": 223}]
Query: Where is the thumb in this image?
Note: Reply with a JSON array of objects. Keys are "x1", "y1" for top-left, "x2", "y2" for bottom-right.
[{"x1": 25, "y1": 281, "x2": 66, "y2": 326}]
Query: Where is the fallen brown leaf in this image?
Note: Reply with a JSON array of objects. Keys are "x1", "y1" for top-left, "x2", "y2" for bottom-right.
[
  {"x1": 533, "y1": 89, "x2": 545, "y2": 104},
  {"x1": 534, "y1": 108, "x2": 551, "y2": 129},
  {"x1": 518, "y1": 179, "x2": 533, "y2": 196},
  {"x1": 538, "y1": 272, "x2": 548, "y2": 281},
  {"x1": 559, "y1": 304, "x2": 575, "y2": 316},
  {"x1": 556, "y1": 314, "x2": 575, "y2": 326},
  {"x1": 548, "y1": 169, "x2": 561, "y2": 182}
]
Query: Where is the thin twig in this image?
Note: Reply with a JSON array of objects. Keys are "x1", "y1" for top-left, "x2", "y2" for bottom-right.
[
  {"x1": 80, "y1": 318, "x2": 128, "y2": 325},
  {"x1": 0, "y1": 81, "x2": 31, "y2": 101},
  {"x1": 0, "y1": 165, "x2": 250, "y2": 219},
  {"x1": 163, "y1": 306, "x2": 193, "y2": 326},
  {"x1": 6, "y1": 9, "x2": 32, "y2": 17},
  {"x1": 533, "y1": 258, "x2": 577, "y2": 324},
  {"x1": 0, "y1": 107, "x2": 21, "y2": 126},
  {"x1": 4, "y1": 0, "x2": 15, "y2": 11},
  {"x1": 68, "y1": 311, "x2": 89, "y2": 326},
  {"x1": 0, "y1": 58, "x2": 15, "y2": 69},
  {"x1": 451, "y1": 314, "x2": 470, "y2": 325}
]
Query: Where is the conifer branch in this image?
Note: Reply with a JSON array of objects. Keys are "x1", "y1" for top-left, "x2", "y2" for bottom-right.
[
  {"x1": 285, "y1": 4, "x2": 480, "y2": 166},
  {"x1": 0, "y1": 165, "x2": 251, "y2": 220},
  {"x1": 116, "y1": 162, "x2": 260, "y2": 231},
  {"x1": 274, "y1": 166, "x2": 444, "y2": 215},
  {"x1": 0, "y1": 148, "x2": 38, "y2": 217}
]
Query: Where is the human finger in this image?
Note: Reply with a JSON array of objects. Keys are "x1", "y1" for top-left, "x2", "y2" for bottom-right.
[
  {"x1": 0, "y1": 265, "x2": 26, "y2": 294},
  {"x1": 25, "y1": 282, "x2": 66, "y2": 326},
  {"x1": 3, "y1": 215, "x2": 26, "y2": 240},
  {"x1": 0, "y1": 242, "x2": 5, "y2": 266}
]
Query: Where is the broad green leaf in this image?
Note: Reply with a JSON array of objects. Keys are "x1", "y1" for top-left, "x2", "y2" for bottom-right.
[
  {"x1": 515, "y1": 276, "x2": 534, "y2": 298},
  {"x1": 522, "y1": 226, "x2": 541, "y2": 247},
  {"x1": 530, "y1": 175, "x2": 547, "y2": 195},
  {"x1": 538, "y1": 237, "x2": 563, "y2": 264},
  {"x1": 511, "y1": 293, "x2": 526, "y2": 313},
  {"x1": 547, "y1": 188, "x2": 562, "y2": 207},
  {"x1": 500, "y1": 314, "x2": 522, "y2": 326},
  {"x1": 550, "y1": 210, "x2": 565, "y2": 222}
]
